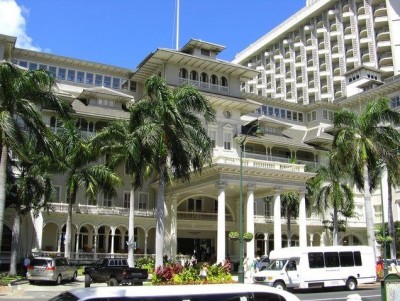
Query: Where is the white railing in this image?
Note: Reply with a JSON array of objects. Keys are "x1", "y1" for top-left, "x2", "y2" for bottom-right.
[
  {"x1": 177, "y1": 211, "x2": 233, "y2": 221},
  {"x1": 179, "y1": 77, "x2": 229, "y2": 93},
  {"x1": 212, "y1": 155, "x2": 305, "y2": 172}
]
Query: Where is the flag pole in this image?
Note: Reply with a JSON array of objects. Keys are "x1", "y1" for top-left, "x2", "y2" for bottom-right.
[{"x1": 176, "y1": 0, "x2": 180, "y2": 50}]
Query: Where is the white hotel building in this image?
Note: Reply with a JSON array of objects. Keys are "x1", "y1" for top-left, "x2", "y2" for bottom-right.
[{"x1": 0, "y1": 0, "x2": 399, "y2": 264}]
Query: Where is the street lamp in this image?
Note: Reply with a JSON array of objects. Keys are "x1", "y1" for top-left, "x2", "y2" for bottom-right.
[{"x1": 237, "y1": 123, "x2": 263, "y2": 284}]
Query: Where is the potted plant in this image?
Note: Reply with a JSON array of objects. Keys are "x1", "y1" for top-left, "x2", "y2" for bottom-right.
[
  {"x1": 243, "y1": 232, "x2": 254, "y2": 242},
  {"x1": 228, "y1": 231, "x2": 239, "y2": 241}
]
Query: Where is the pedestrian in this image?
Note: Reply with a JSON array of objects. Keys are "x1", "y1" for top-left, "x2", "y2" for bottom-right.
[{"x1": 23, "y1": 254, "x2": 31, "y2": 276}]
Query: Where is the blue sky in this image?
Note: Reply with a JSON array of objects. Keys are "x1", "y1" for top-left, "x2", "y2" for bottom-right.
[{"x1": 0, "y1": 0, "x2": 305, "y2": 69}]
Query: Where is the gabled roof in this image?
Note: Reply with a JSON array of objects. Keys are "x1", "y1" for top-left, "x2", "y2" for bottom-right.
[
  {"x1": 71, "y1": 99, "x2": 129, "y2": 120},
  {"x1": 131, "y1": 48, "x2": 259, "y2": 83},
  {"x1": 180, "y1": 39, "x2": 225, "y2": 55}
]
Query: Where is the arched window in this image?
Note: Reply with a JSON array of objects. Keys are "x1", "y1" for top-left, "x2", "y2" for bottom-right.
[
  {"x1": 50, "y1": 116, "x2": 58, "y2": 130},
  {"x1": 179, "y1": 68, "x2": 188, "y2": 79},
  {"x1": 221, "y1": 76, "x2": 228, "y2": 87},
  {"x1": 200, "y1": 72, "x2": 208, "y2": 83},
  {"x1": 190, "y1": 70, "x2": 198, "y2": 81},
  {"x1": 211, "y1": 74, "x2": 219, "y2": 85}
]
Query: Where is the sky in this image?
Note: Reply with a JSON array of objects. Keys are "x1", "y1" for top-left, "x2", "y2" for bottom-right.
[{"x1": 0, "y1": 0, "x2": 306, "y2": 70}]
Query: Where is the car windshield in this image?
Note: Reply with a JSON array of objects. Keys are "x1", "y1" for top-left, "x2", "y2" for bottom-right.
[{"x1": 266, "y1": 259, "x2": 287, "y2": 271}]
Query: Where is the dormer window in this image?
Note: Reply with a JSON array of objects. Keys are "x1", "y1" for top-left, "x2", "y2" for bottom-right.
[{"x1": 201, "y1": 48, "x2": 211, "y2": 56}]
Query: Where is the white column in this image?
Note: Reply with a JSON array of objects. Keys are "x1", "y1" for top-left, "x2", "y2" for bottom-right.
[
  {"x1": 246, "y1": 185, "x2": 255, "y2": 258},
  {"x1": 170, "y1": 195, "x2": 178, "y2": 260},
  {"x1": 75, "y1": 230, "x2": 80, "y2": 259},
  {"x1": 144, "y1": 233, "x2": 148, "y2": 255},
  {"x1": 299, "y1": 189, "x2": 307, "y2": 247},
  {"x1": 217, "y1": 182, "x2": 226, "y2": 264},
  {"x1": 57, "y1": 232, "x2": 62, "y2": 253},
  {"x1": 273, "y1": 188, "x2": 282, "y2": 250},
  {"x1": 93, "y1": 229, "x2": 98, "y2": 260},
  {"x1": 110, "y1": 227, "x2": 115, "y2": 254}
]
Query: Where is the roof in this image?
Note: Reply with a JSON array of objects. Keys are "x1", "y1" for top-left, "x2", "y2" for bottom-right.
[
  {"x1": 180, "y1": 39, "x2": 226, "y2": 54},
  {"x1": 71, "y1": 99, "x2": 130, "y2": 120},
  {"x1": 132, "y1": 48, "x2": 259, "y2": 83},
  {"x1": 77, "y1": 86, "x2": 134, "y2": 103}
]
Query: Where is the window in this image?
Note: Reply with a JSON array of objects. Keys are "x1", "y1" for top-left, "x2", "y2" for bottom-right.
[
  {"x1": 49, "y1": 66, "x2": 57, "y2": 77},
  {"x1": 29, "y1": 62, "x2": 37, "y2": 70},
  {"x1": 221, "y1": 77, "x2": 228, "y2": 87},
  {"x1": 190, "y1": 70, "x2": 198, "y2": 81},
  {"x1": 103, "y1": 197, "x2": 112, "y2": 207},
  {"x1": 67, "y1": 69, "x2": 75, "y2": 81},
  {"x1": 208, "y1": 128, "x2": 217, "y2": 148},
  {"x1": 57, "y1": 68, "x2": 66, "y2": 80},
  {"x1": 308, "y1": 252, "x2": 324, "y2": 268},
  {"x1": 112, "y1": 77, "x2": 120, "y2": 89},
  {"x1": 188, "y1": 198, "x2": 202, "y2": 211},
  {"x1": 39, "y1": 64, "x2": 47, "y2": 70},
  {"x1": 339, "y1": 251, "x2": 354, "y2": 267},
  {"x1": 211, "y1": 74, "x2": 219, "y2": 85},
  {"x1": 103, "y1": 76, "x2": 111, "y2": 88},
  {"x1": 19, "y1": 60, "x2": 28, "y2": 68},
  {"x1": 179, "y1": 68, "x2": 188, "y2": 79},
  {"x1": 86, "y1": 73, "x2": 94, "y2": 85},
  {"x1": 324, "y1": 252, "x2": 339, "y2": 267},
  {"x1": 95, "y1": 74, "x2": 103, "y2": 86},
  {"x1": 354, "y1": 251, "x2": 362, "y2": 266},
  {"x1": 223, "y1": 132, "x2": 232, "y2": 150},
  {"x1": 123, "y1": 192, "x2": 130, "y2": 208},
  {"x1": 77, "y1": 71, "x2": 84, "y2": 83},
  {"x1": 129, "y1": 81, "x2": 137, "y2": 92},
  {"x1": 53, "y1": 186, "x2": 61, "y2": 203},
  {"x1": 201, "y1": 48, "x2": 210, "y2": 56},
  {"x1": 139, "y1": 192, "x2": 148, "y2": 209},
  {"x1": 49, "y1": 116, "x2": 59, "y2": 131}
]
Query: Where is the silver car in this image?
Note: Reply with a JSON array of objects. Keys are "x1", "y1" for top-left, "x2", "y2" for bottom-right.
[{"x1": 27, "y1": 256, "x2": 77, "y2": 285}]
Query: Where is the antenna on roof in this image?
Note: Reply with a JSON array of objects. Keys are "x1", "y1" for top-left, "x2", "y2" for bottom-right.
[{"x1": 176, "y1": 0, "x2": 180, "y2": 50}]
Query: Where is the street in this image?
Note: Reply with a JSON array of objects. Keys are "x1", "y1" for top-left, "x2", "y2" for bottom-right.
[{"x1": 0, "y1": 277, "x2": 382, "y2": 301}]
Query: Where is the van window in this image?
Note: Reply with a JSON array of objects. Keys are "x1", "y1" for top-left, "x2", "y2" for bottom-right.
[
  {"x1": 86, "y1": 294, "x2": 250, "y2": 301},
  {"x1": 308, "y1": 252, "x2": 324, "y2": 268},
  {"x1": 354, "y1": 251, "x2": 362, "y2": 266},
  {"x1": 339, "y1": 251, "x2": 354, "y2": 267},
  {"x1": 324, "y1": 252, "x2": 339, "y2": 267}
]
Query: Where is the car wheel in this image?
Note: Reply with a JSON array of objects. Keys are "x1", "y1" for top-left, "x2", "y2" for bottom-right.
[
  {"x1": 55, "y1": 275, "x2": 62, "y2": 285},
  {"x1": 28, "y1": 280, "x2": 35, "y2": 285},
  {"x1": 84, "y1": 274, "x2": 91, "y2": 288},
  {"x1": 108, "y1": 278, "x2": 118, "y2": 286},
  {"x1": 273, "y1": 281, "x2": 286, "y2": 290},
  {"x1": 71, "y1": 271, "x2": 77, "y2": 282},
  {"x1": 346, "y1": 278, "x2": 357, "y2": 291}
]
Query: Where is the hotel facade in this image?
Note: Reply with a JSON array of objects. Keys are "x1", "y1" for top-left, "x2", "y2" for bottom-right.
[{"x1": 0, "y1": 0, "x2": 399, "y2": 264}]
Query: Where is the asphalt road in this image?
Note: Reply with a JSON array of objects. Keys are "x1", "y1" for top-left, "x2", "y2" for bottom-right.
[{"x1": 0, "y1": 277, "x2": 382, "y2": 301}]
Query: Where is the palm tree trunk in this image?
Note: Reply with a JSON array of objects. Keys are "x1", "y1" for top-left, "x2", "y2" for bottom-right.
[
  {"x1": 155, "y1": 163, "x2": 166, "y2": 269},
  {"x1": 0, "y1": 144, "x2": 8, "y2": 252},
  {"x1": 387, "y1": 176, "x2": 396, "y2": 259},
  {"x1": 332, "y1": 207, "x2": 338, "y2": 246},
  {"x1": 127, "y1": 187, "x2": 135, "y2": 267},
  {"x1": 65, "y1": 191, "x2": 76, "y2": 259},
  {"x1": 8, "y1": 210, "x2": 20, "y2": 276},
  {"x1": 363, "y1": 163, "x2": 376, "y2": 259}
]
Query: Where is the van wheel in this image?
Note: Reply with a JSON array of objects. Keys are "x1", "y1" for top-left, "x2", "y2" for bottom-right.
[
  {"x1": 108, "y1": 278, "x2": 118, "y2": 286},
  {"x1": 273, "y1": 281, "x2": 286, "y2": 290},
  {"x1": 71, "y1": 272, "x2": 77, "y2": 282},
  {"x1": 55, "y1": 275, "x2": 62, "y2": 285},
  {"x1": 346, "y1": 278, "x2": 357, "y2": 291},
  {"x1": 84, "y1": 274, "x2": 91, "y2": 288}
]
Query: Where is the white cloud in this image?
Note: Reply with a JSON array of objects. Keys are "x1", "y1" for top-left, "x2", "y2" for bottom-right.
[{"x1": 0, "y1": 0, "x2": 41, "y2": 51}]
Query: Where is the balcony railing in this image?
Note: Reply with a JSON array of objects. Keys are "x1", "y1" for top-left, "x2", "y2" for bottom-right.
[{"x1": 179, "y1": 77, "x2": 229, "y2": 93}]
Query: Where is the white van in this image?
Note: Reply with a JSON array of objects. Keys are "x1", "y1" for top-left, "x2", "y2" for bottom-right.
[
  {"x1": 49, "y1": 284, "x2": 300, "y2": 301},
  {"x1": 253, "y1": 246, "x2": 376, "y2": 291}
]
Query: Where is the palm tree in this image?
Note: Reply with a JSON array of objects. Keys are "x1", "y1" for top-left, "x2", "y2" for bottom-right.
[
  {"x1": 280, "y1": 192, "x2": 299, "y2": 247},
  {"x1": 130, "y1": 75, "x2": 215, "y2": 268},
  {"x1": 6, "y1": 137, "x2": 54, "y2": 275},
  {"x1": 313, "y1": 153, "x2": 354, "y2": 245},
  {"x1": 0, "y1": 61, "x2": 71, "y2": 252},
  {"x1": 333, "y1": 97, "x2": 400, "y2": 257},
  {"x1": 92, "y1": 119, "x2": 153, "y2": 267},
  {"x1": 54, "y1": 119, "x2": 122, "y2": 258}
]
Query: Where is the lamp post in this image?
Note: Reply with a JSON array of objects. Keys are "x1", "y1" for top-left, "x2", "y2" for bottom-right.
[
  {"x1": 380, "y1": 177, "x2": 388, "y2": 277},
  {"x1": 237, "y1": 123, "x2": 263, "y2": 284}
]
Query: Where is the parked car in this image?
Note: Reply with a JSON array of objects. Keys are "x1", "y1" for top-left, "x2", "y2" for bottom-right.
[
  {"x1": 83, "y1": 257, "x2": 148, "y2": 287},
  {"x1": 48, "y1": 283, "x2": 301, "y2": 301},
  {"x1": 26, "y1": 256, "x2": 77, "y2": 285}
]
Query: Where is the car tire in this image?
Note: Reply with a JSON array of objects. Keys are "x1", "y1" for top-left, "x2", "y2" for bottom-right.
[
  {"x1": 346, "y1": 278, "x2": 357, "y2": 291},
  {"x1": 273, "y1": 281, "x2": 287, "y2": 290},
  {"x1": 71, "y1": 271, "x2": 77, "y2": 282},
  {"x1": 108, "y1": 278, "x2": 118, "y2": 286},
  {"x1": 55, "y1": 275, "x2": 62, "y2": 285},
  {"x1": 28, "y1": 280, "x2": 35, "y2": 285},
  {"x1": 84, "y1": 274, "x2": 91, "y2": 288}
]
